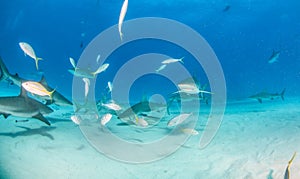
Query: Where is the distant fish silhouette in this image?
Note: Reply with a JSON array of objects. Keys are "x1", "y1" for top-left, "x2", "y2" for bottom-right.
[{"x1": 223, "y1": 5, "x2": 231, "y2": 12}]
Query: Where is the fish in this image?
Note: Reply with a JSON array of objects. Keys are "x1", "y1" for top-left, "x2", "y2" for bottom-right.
[
  {"x1": 19, "y1": 42, "x2": 43, "y2": 70},
  {"x1": 101, "y1": 113, "x2": 112, "y2": 126},
  {"x1": 22, "y1": 81, "x2": 56, "y2": 100},
  {"x1": 82, "y1": 78, "x2": 90, "y2": 98},
  {"x1": 96, "y1": 54, "x2": 101, "y2": 63},
  {"x1": 181, "y1": 128, "x2": 199, "y2": 135},
  {"x1": 101, "y1": 101, "x2": 122, "y2": 111},
  {"x1": 69, "y1": 57, "x2": 77, "y2": 69},
  {"x1": 167, "y1": 91, "x2": 209, "y2": 114},
  {"x1": 134, "y1": 115, "x2": 148, "y2": 127},
  {"x1": 107, "y1": 81, "x2": 113, "y2": 93},
  {"x1": 0, "y1": 86, "x2": 53, "y2": 125},
  {"x1": 161, "y1": 57, "x2": 184, "y2": 64},
  {"x1": 268, "y1": 50, "x2": 280, "y2": 63},
  {"x1": 249, "y1": 88, "x2": 285, "y2": 103},
  {"x1": 156, "y1": 64, "x2": 167, "y2": 73},
  {"x1": 71, "y1": 115, "x2": 81, "y2": 125},
  {"x1": 91, "y1": 63, "x2": 109, "y2": 76},
  {"x1": 0, "y1": 56, "x2": 72, "y2": 106},
  {"x1": 167, "y1": 113, "x2": 192, "y2": 127},
  {"x1": 68, "y1": 68, "x2": 94, "y2": 79},
  {"x1": 117, "y1": 100, "x2": 166, "y2": 120},
  {"x1": 284, "y1": 152, "x2": 297, "y2": 179},
  {"x1": 118, "y1": 0, "x2": 128, "y2": 41}
]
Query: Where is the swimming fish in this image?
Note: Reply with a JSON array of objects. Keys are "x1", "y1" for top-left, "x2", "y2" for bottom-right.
[
  {"x1": 101, "y1": 101, "x2": 122, "y2": 111},
  {"x1": 92, "y1": 63, "x2": 109, "y2": 76},
  {"x1": 167, "y1": 113, "x2": 192, "y2": 127},
  {"x1": 249, "y1": 88, "x2": 285, "y2": 103},
  {"x1": 19, "y1": 42, "x2": 43, "y2": 70},
  {"x1": 71, "y1": 115, "x2": 81, "y2": 125},
  {"x1": 107, "y1": 81, "x2": 113, "y2": 92},
  {"x1": 162, "y1": 57, "x2": 184, "y2": 64},
  {"x1": 22, "y1": 81, "x2": 55, "y2": 99},
  {"x1": 118, "y1": 0, "x2": 128, "y2": 41},
  {"x1": 268, "y1": 50, "x2": 280, "y2": 64},
  {"x1": 156, "y1": 64, "x2": 167, "y2": 73},
  {"x1": 284, "y1": 152, "x2": 297, "y2": 179},
  {"x1": 101, "y1": 113, "x2": 112, "y2": 126},
  {"x1": 181, "y1": 128, "x2": 199, "y2": 135},
  {"x1": 69, "y1": 57, "x2": 77, "y2": 69},
  {"x1": 82, "y1": 78, "x2": 90, "y2": 98},
  {"x1": 96, "y1": 54, "x2": 101, "y2": 63},
  {"x1": 134, "y1": 115, "x2": 148, "y2": 127}
]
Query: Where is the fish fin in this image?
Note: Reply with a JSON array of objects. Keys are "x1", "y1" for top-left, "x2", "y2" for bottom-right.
[
  {"x1": 39, "y1": 75, "x2": 48, "y2": 86},
  {"x1": 1, "y1": 113, "x2": 10, "y2": 118},
  {"x1": 180, "y1": 57, "x2": 184, "y2": 64},
  {"x1": 257, "y1": 98, "x2": 262, "y2": 103},
  {"x1": 33, "y1": 113, "x2": 51, "y2": 126},
  {"x1": 35, "y1": 57, "x2": 43, "y2": 70},
  {"x1": 281, "y1": 88, "x2": 286, "y2": 101}
]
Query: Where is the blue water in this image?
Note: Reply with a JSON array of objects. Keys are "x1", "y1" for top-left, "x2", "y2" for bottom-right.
[
  {"x1": 1, "y1": 0, "x2": 300, "y2": 178},
  {"x1": 1, "y1": 0, "x2": 300, "y2": 100}
]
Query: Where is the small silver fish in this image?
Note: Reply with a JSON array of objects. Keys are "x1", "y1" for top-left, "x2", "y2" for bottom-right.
[
  {"x1": 101, "y1": 113, "x2": 112, "y2": 126},
  {"x1": 167, "y1": 113, "x2": 192, "y2": 127},
  {"x1": 162, "y1": 57, "x2": 184, "y2": 64},
  {"x1": 156, "y1": 64, "x2": 167, "y2": 73}
]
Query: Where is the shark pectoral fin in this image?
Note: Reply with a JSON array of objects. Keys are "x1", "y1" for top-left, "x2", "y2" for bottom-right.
[
  {"x1": 257, "y1": 98, "x2": 262, "y2": 103},
  {"x1": 45, "y1": 100, "x2": 53, "y2": 105},
  {"x1": 1, "y1": 113, "x2": 10, "y2": 119},
  {"x1": 33, "y1": 113, "x2": 51, "y2": 126}
]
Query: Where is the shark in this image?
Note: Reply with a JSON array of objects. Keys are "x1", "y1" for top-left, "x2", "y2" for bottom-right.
[
  {"x1": 249, "y1": 88, "x2": 285, "y2": 103},
  {"x1": 0, "y1": 56, "x2": 72, "y2": 106},
  {"x1": 268, "y1": 50, "x2": 280, "y2": 64},
  {"x1": 0, "y1": 86, "x2": 53, "y2": 125},
  {"x1": 117, "y1": 100, "x2": 166, "y2": 120}
]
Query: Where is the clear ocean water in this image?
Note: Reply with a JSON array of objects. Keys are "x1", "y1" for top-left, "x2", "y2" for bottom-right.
[{"x1": 0, "y1": 1, "x2": 300, "y2": 178}]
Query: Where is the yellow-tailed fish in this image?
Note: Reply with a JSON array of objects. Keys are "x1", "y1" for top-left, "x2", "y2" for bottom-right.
[
  {"x1": 134, "y1": 115, "x2": 148, "y2": 127},
  {"x1": 22, "y1": 81, "x2": 55, "y2": 99},
  {"x1": 19, "y1": 42, "x2": 43, "y2": 70},
  {"x1": 101, "y1": 101, "x2": 122, "y2": 111},
  {"x1": 118, "y1": 0, "x2": 128, "y2": 41}
]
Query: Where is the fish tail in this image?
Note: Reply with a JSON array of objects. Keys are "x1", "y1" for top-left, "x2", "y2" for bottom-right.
[
  {"x1": 281, "y1": 88, "x2": 286, "y2": 101},
  {"x1": 35, "y1": 57, "x2": 43, "y2": 70},
  {"x1": 120, "y1": 32, "x2": 123, "y2": 41},
  {"x1": 180, "y1": 57, "x2": 184, "y2": 64}
]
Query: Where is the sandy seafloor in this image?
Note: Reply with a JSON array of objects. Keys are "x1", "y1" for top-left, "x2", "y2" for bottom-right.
[{"x1": 0, "y1": 83, "x2": 299, "y2": 179}]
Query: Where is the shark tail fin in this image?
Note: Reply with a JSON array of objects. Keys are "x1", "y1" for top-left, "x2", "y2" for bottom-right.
[
  {"x1": 0, "y1": 56, "x2": 11, "y2": 81},
  {"x1": 281, "y1": 88, "x2": 286, "y2": 101}
]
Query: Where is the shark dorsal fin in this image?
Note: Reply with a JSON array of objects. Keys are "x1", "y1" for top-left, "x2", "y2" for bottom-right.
[
  {"x1": 39, "y1": 75, "x2": 48, "y2": 87},
  {"x1": 19, "y1": 86, "x2": 28, "y2": 98}
]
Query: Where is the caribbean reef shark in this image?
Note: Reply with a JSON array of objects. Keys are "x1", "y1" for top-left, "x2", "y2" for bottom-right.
[
  {"x1": 0, "y1": 56, "x2": 72, "y2": 106},
  {"x1": 249, "y1": 88, "x2": 285, "y2": 103},
  {"x1": 0, "y1": 86, "x2": 53, "y2": 125},
  {"x1": 117, "y1": 100, "x2": 166, "y2": 120}
]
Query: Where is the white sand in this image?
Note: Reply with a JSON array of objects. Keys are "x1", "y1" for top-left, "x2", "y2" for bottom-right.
[{"x1": 0, "y1": 93, "x2": 299, "y2": 178}]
